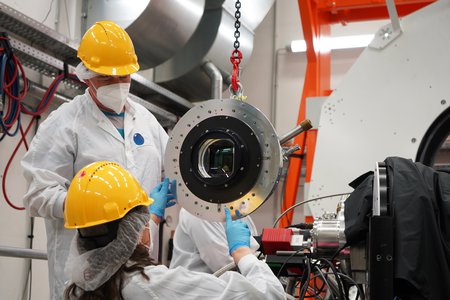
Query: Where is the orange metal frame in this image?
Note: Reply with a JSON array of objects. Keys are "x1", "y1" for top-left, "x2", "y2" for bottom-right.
[{"x1": 279, "y1": 0, "x2": 435, "y2": 228}]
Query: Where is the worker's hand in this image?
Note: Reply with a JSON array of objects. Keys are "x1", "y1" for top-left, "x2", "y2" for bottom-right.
[
  {"x1": 149, "y1": 178, "x2": 177, "y2": 218},
  {"x1": 225, "y1": 208, "x2": 250, "y2": 255}
]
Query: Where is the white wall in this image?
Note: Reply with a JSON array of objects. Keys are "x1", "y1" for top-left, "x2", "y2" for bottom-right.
[
  {"x1": 0, "y1": 1, "x2": 80, "y2": 299},
  {"x1": 0, "y1": 0, "x2": 389, "y2": 298}
]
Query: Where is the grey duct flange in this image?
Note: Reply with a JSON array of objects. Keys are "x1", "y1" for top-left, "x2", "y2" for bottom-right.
[{"x1": 165, "y1": 99, "x2": 282, "y2": 221}]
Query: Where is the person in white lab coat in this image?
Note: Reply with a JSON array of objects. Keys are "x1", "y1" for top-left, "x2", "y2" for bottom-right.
[
  {"x1": 21, "y1": 21, "x2": 172, "y2": 300},
  {"x1": 63, "y1": 162, "x2": 286, "y2": 300},
  {"x1": 170, "y1": 207, "x2": 260, "y2": 273}
]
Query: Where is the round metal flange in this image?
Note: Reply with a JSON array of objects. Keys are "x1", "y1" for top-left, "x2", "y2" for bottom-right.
[{"x1": 165, "y1": 99, "x2": 282, "y2": 221}]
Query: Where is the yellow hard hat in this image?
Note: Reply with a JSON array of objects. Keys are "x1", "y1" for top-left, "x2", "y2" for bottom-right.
[
  {"x1": 64, "y1": 161, "x2": 153, "y2": 229},
  {"x1": 77, "y1": 20, "x2": 140, "y2": 76}
]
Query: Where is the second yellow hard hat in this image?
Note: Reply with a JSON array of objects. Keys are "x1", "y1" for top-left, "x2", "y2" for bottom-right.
[{"x1": 64, "y1": 161, "x2": 153, "y2": 229}]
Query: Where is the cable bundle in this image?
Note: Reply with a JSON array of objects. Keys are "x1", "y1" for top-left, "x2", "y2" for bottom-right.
[
  {"x1": 0, "y1": 33, "x2": 84, "y2": 210},
  {"x1": 0, "y1": 33, "x2": 27, "y2": 140},
  {"x1": 20, "y1": 72, "x2": 80, "y2": 116},
  {"x1": 275, "y1": 252, "x2": 364, "y2": 300}
]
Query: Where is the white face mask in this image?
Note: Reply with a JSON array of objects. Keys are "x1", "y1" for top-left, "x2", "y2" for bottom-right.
[{"x1": 92, "y1": 82, "x2": 130, "y2": 114}]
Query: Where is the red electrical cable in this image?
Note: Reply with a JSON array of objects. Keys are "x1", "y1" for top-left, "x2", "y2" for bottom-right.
[
  {"x1": 19, "y1": 123, "x2": 29, "y2": 150},
  {"x1": 1, "y1": 54, "x2": 27, "y2": 128},
  {"x1": 3, "y1": 56, "x2": 27, "y2": 101},
  {"x1": 3, "y1": 71, "x2": 13, "y2": 125},
  {"x1": 21, "y1": 74, "x2": 63, "y2": 116},
  {"x1": 0, "y1": 49, "x2": 85, "y2": 211},
  {"x1": 21, "y1": 73, "x2": 83, "y2": 116},
  {"x1": 36, "y1": 75, "x2": 63, "y2": 112},
  {"x1": 4, "y1": 57, "x2": 18, "y2": 88},
  {"x1": 2, "y1": 117, "x2": 35, "y2": 210},
  {"x1": 2, "y1": 73, "x2": 83, "y2": 210},
  {"x1": 4, "y1": 86, "x2": 21, "y2": 129},
  {"x1": 15, "y1": 55, "x2": 27, "y2": 97},
  {"x1": 3, "y1": 77, "x2": 59, "y2": 208}
]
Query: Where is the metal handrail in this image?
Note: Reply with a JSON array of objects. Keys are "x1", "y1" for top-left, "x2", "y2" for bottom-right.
[{"x1": 0, "y1": 245, "x2": 47, "y2": 260}]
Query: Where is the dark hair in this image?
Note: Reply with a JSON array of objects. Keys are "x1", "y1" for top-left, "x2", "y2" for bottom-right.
[{"x1": 65, "y1": 244, "x2": 154, "y2": 300}]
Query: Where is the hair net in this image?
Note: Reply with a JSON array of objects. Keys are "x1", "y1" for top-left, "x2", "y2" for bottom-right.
[
  {"x1": 74, "y1": 62, "x2": 100, "y2": 82},
  {"x1": 65, "y1": 206, "x2": 150, "y2": 291}
]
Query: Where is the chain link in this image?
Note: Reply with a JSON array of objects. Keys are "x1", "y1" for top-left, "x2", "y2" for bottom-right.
[
  {"x1": 233, "y1": 0, "x2": 241, "y2": 51},
  {"x1": 230, "y1": 0, "x2": 244, "y2": 95}
]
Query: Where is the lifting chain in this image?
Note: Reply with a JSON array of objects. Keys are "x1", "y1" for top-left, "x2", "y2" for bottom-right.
[
  {"x1": 229, "y1": 0, "x2": 246, "y2": 100},
  {"x1": 233, "y1": 0, "x2": 241, "y2": 52}
]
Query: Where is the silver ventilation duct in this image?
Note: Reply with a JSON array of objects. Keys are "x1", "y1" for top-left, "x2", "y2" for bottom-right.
[
  {"x1": 85, "y1": 0, "x2": 205, "y2": 68},
  {"x1": 86, "y1": 0, "x2": 274, "y2": 101},
  {"x1": 154, "y1": 0, "x2": 274, "y2": 101}
]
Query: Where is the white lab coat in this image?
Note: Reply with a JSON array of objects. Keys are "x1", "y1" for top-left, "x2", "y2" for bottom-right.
[
  {"x1": 170, "y1": 208, "x2": 259, "y2": 273},
  {"x1": 21, "y1": 90, "x2": 168, "y2": 300},
  {"x1": 122, "y1": 254, "x2": 286, "y2": 299}
]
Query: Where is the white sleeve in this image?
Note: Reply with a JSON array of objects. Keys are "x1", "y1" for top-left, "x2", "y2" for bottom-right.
[
  {"x1": 158, "y1": 124, "x2": 168, "y2": 180},
  {"x1": 21, "y1": 111, "x2": 76, "y2": 219},
  {"x1": 236, "y1": 254, "x2": 285, "y2": 296},
  {"x1": 143, "y1": 108, "x2": 168, "y2": 180},
  {"x1": 183, "y1": 211, "x2": 234, "y2": 272},
  {"x1": 123, "y1": 257, "x2": 286, "y2": 299},
  {"x1": 148, "y1": 219, "x2": 159, "y2": 261},
  {"x1": 158, "y1": 124, "x2": 168, "y2": 157},
  {"x1": 175, "y1": 210, "x2": 260, "y2": 273}
]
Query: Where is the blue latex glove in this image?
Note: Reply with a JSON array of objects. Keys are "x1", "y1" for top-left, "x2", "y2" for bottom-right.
[
  {"x1": 149, "y1": 178, "x2": 177, "y2": 218},
  {"x1": 225, "y1": 208, "x2": 250, "y2": 254}
]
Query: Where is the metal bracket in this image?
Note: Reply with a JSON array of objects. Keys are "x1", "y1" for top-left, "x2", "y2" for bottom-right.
[
  {"x1": 9, "y1": 37, "x2": 74, "y2": 76},
  {"x1": 373, "y1": 162, "x2": 389, "y2": 216},
  {"x1": 282, "y1": 145, "x2": 300, "y2": 161},
  {"x1": 369, "y1": 0, "x2": 402, "y2": 50}
]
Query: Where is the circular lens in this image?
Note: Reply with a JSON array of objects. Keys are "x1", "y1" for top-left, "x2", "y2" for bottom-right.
[
  {"x1": 178, "y1": 116, "x2": 262, "y2": 203},
  {"x1": 198, "y1": 139, "x2": 235, "y2": 179}
]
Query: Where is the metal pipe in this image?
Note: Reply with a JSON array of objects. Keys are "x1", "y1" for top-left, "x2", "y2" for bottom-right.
[
  {"x1": 282, "y1": 144, "x2": 300, "y2": 161},
  {"x1": 270, "y1": 1, "x2": 278, "y2": 125},
  {"x1": 279, "y1": 119, "x2": 313, "y2": 145},
  {"x1": 386, "y1": 0, "x2": 401, "y2": 32},
  {"x1": 26, "y1": 80, "x2": 73, "y2": 103},
  {"x1": 131, "y1": 73, "x2": 194, "y2": 112},
  {"x1": 224, "y1": 74, "x2": 232, "y2": 86},
  {"x1": 54, "y1": 0, "x2": 61, "y2": 32},
  {"x1": 127, "y1": 94, "x2": 178, "y2": 125},
  {"x1": 0, "y1": 246, "x2": 47, "y2": 260},
  {"x1": 203, "y1": 62, "x2": 223, "y2": 100},
  {"x1": 272, "y1": 47, "x2": 287, "y2": 126}
]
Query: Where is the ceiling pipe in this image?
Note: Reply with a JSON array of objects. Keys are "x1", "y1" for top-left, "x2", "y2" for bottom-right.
[{"x1": 203, "y1": 61, "x2": 223, "y2": 99}]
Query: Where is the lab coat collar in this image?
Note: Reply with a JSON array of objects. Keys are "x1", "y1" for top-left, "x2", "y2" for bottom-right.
[
  {"x1": 123, "y1": 100, "x2": 139, "y2": 145},
  {"x1": 124, "y1": 99, "x2": 137, "y2": 117}
]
